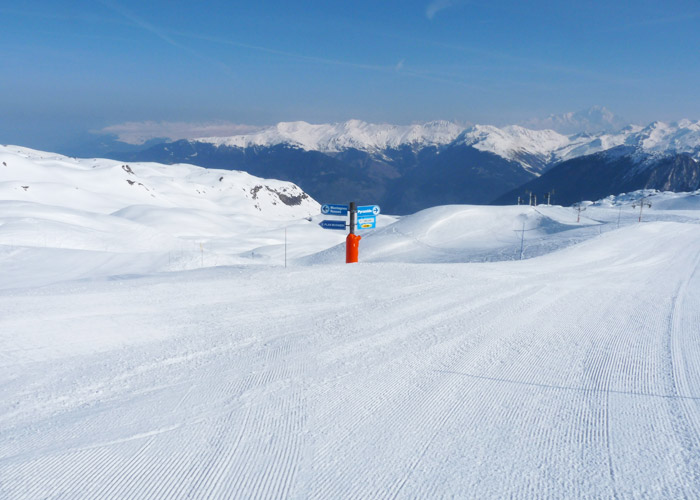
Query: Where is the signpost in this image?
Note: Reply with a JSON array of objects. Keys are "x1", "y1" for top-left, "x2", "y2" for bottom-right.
[
  {"x1": 319, "y1": 220, "x2": 347, "y2": 230},
  {"x1": 357, "y1": 217, "x2": 376, "y2": 229},
  {"x1": 318, "y1": 201, "x2": 380, "y2": 263},
  {"x1": 357, "y1": 205, "x2": 380, "y2": 216},
  {"x1": 321, "y1": 204, "x2": 349, "y2": 216}
]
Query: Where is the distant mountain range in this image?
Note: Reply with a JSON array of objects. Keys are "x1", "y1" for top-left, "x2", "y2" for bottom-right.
[{"x1": 105, "y1": 117, "x2": 700, "y2": 213}]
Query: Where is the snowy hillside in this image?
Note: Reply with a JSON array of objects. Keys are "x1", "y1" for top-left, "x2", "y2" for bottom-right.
[
  {"x1": 0, "y1": 145, "x2": 318, "y2": 217},
  {"x1": 1, "y1": 143, "x2": 698, "y2": 288},
  {"x1": 0, "y1": 145, "x2": 330, "y2": 288},
  {"x1": 2, "y1": 170, "x2": 700, "y2": 497}
]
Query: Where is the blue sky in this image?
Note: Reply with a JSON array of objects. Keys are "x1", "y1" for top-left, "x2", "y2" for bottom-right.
[{"x1": 2, "y1": 0, "x2": 699, "y2": 149}]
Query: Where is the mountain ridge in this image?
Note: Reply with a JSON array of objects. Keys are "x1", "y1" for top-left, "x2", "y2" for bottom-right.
[
  {"x1": 107, "y1": 117, "x2": 700, "y2": 214},
  {"x1": 188, "y1": 118, "x2": 700, "y2": 170}
]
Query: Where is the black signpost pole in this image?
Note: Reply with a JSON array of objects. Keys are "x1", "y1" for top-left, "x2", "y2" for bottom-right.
[
  {"x1": 346, "y1": 202, "x2": 360, "y2": 263},
  {"x1": 349, "y1": 202, "x2": 357, "y2": 235}
]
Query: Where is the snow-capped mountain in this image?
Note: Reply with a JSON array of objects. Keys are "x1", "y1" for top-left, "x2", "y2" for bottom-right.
[
  {"x1": 455, "y1": 125, "x2": 569, "y2": 173},
  {"x1": 449, "y1": 119, "x2": 700, "y2": 169},
  {"x1": 192, "y1": 119, "x2": 574, "y2": 173},
  {"x1": 523, "y1": 105, "x2": 627, "y2": 135},
  {"x1": 629, "y1": 119, "x2": 700, "y2": 158},
  {"x1": 493, "y1": 119, "x2": 700, "y2": 207},
  {"x1": 196, "y1": 119, "x2": 464, "y2": 153},
  {"x1": 190, "y1": 118, "x2": 700, "y2": 169},
  {"x1": 109, "y1": 117, "x2": 700, "y2": 214},
  {"x1": 178, "y1": 119, "x2": 590, "y2": 181}
]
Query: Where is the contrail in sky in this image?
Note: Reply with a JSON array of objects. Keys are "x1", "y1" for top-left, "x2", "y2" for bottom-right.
[{"x1": 98, "y1": 0, "x2": 235, "y2": 76}]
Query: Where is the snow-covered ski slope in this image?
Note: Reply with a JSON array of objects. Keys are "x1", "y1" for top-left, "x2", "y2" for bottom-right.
[{"x1": 2, "y1": 146, "x2": 700, "y2": 498}]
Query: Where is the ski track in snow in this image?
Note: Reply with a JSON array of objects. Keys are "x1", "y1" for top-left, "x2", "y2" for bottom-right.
[{"x1": 2, "y1": 216, "x2": 700, "y2": 496}]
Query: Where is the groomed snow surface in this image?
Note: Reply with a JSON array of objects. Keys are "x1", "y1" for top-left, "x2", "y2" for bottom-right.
[{"x1": 2, "y1": 147, "x2": 700, "y2": 498}]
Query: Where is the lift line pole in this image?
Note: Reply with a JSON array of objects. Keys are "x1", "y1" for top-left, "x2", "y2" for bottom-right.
[{"x1": 632, "y1": 197, "x2": 652, "y2": 222}]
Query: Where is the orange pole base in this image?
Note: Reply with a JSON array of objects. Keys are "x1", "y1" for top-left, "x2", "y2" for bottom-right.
[{"x1": 346, "y1": 233, "x2": 361, "y2": 263}]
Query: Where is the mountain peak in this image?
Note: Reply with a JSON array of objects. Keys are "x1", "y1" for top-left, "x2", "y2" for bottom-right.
[
  {"x1": 634, "y1": 119, "x2": 700, "y2": 155},
  {"x1": 523, "y1": 106, "x2": 627, "y2": 135}
]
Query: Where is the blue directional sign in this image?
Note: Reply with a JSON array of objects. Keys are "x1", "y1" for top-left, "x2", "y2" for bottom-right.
[
  {"x1": 357, "y1": 205, "x2": 381, "y2": 216},
  {"x1": 357, "y1": 216, "x2": 377, "y2": 230},
  {"x1": 321, "y1": 204, "x2": 349, "y2": 216},
  {"x1": 319, "y1": 220, "x2": 347, "y2": 230}
]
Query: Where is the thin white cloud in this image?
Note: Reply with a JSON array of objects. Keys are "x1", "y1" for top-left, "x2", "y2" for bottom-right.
[
  {"x1": 426, "y1": 0, "x2": 459, "y2": 20},
  {"x1": 96, "y1": 121, "x2": 263, "y2": 145}
]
